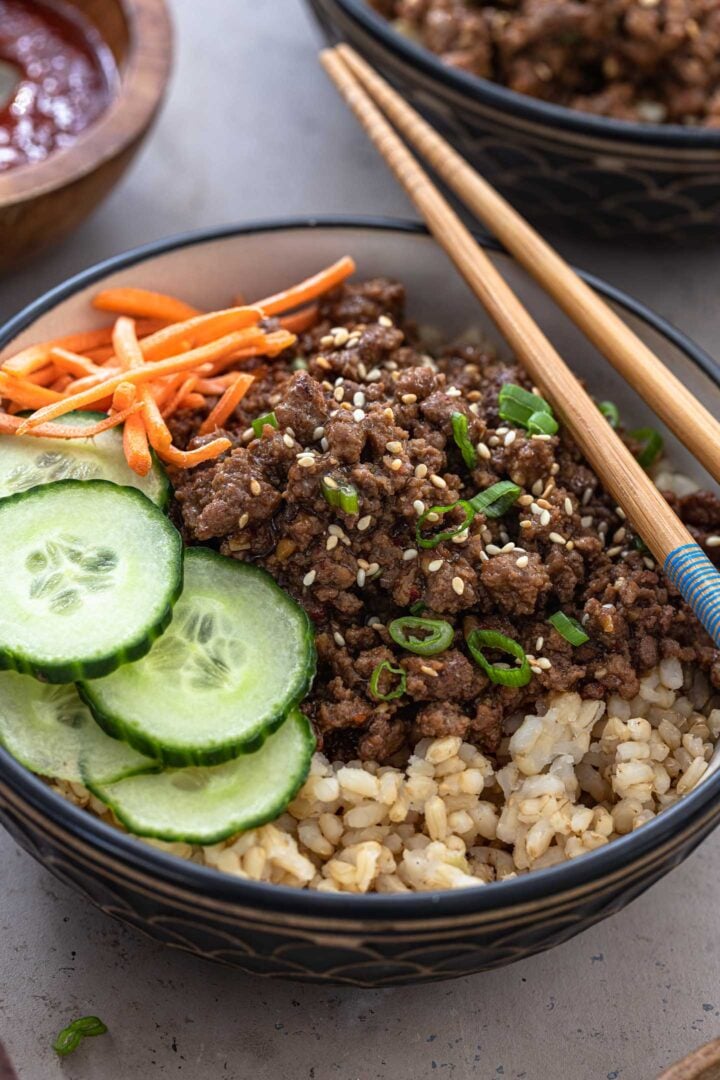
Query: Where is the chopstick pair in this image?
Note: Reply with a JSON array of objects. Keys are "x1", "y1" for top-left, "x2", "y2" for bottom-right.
[{"x1": 321, "y1": 44, "x2": 720, "y2": 649}]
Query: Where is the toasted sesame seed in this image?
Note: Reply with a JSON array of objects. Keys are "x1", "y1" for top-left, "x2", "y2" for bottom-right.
[
  {"x1": 250, "y1": 479, "x2": 261, "y2": 496},
  {"x1": 518, "y1": 495, "x2": 533, "y2": 506},
  {"x1": 566, "y1": 540, "x2": 575, "y2": 551},
  {"x1": 582, "y1": 486, "x2": 593, "y2": 505},
  {"x1": 536, "y1": 657, "x2": 552, "y2": 671},
  {"x1": 488, "y1": 436, "x2": 500, "y2": 447},
  {"x1": 333, "y1": 631, "x2": 346, "y2": 647},
  {"x1": 500, "y1": 542, "x2": 515, "y2": 553},
  {"x1": 328, "y1": 524, "x2": 343, "y2": 537},
  {"x1": 548, "y1": 532, "x2": 566, "y2": 545},
  {"x1": 298, "y1": 455, "x2": 315, "y2": 468},
  {"x1": 367, "y1": 562, "x2": 380, "y2": 576},
  {"x1": 607, "y1": 545, "x2": 622, "y2": 557},
  {"x1": 550, "y1": 464, "x2": 559, "y2": 475},
  {"x1": 516, "y1": 555, "x2": 529, "y2": 568},
  {"x1": 357, "y1": 363, "x2": 367, "y2": 378},
  {"x1": 539, "y1": 510, "x2": 551, "y2": 527},
  {"x1": 320, "y1": 334, "x2": 334, "y2": 348},
  {"x1": 386, "y1": 440, "x2": 403, "y2": 454},
  {"x1": 486, "y1": 544, "x2": 501, "y2": 556},
  {"x1": 479, "y1": 550, "x2": 489, "y2": 562},
  {"x1": 333, "y1": 328, "x2": 350, "y2": 347},
  {"x1": 537, "y1": 499, "x2": 552, "y2": 510},
  {"x1": 353, "y1": 391, "x2": 366, "y2": 408},
  {"x1": 477, "y1": 442, "x2": 491, "y2": 460},
  {"x1": 613, "y1": 527, "x2": 627, "y2": 544},
  {"x1": 469, "y1": 403, "x2": 481, "y2": 416},
  {"x1": 481, "y1": 528, "x2": 492, "y2": 543},
  {"x1": 430, "y1": 474, "x2": 447, "y2": 489},
  {"x1": 415, "y1": 463, "x2": 428, "y2": 479},
  {"x1": 238, "y1": 512, "x2": 249, "y2": 529},
  {"x1": 580, "y1": 515, "x2": 593, "y2": 528},
  {"x1": 426, "y1": 512, "x2": 440, "y2": 523},
  {"x1": 326, "y1": 535, "x2": 339, "y2": 551},
  {"x1": 401, "y1": 393, "x2": 417, "y2": 405},
  {"x1": 532, "y1": 479, "x2": 544, "y2": 497},
  {"x1": 643, "y1": 557, "x2": 656, "y2": 569},
  {"x1": 323, "y1": 477, "x2": 338, "y2": 491},
  {"x1": 531, "y1": 433, "x2": 552, "y2": 442},
  {"x1": 366, "y1": 368, "x2": 381, "y2": 381},
  {"x1": 496, "y1": 427, "x2": 508, "y2": 436},
  {"x1": 428, "y1": 559, "x2": 443, "y2": 572},
  {"x1": 403, "y1": 548, "x2": 418, "y2": 561},
  {"x1": 446, "y1": 386, "x2": 462, "y2": 398},
  {"x1": 519, "y1": 520, "x2": 532, "y2": 530},
  {"x1": 356, "y1": 568, "x2": 366, "y2": 587},
  {"x1": 353, "y1": 409, "x2": 365, "y2": 422},
  {"x1": 616, "y1": 506, "x2": 626, "y2": 519},
  {"x1": 504, "y1": 430, "x2": 516, "y2": 447},
  {"x1": 242, "y1": 427, "x2": 254, "y2": 442},
  {"x1": 357, "y1": 515, "x2": 372, "y2": 531},
  {"x1": 333, "y1": 386, "x2": 344, "y2": 403},
  {"x1": 383, "y1": 407, "x2": 395, "y2": 421},
  {"x1": 315, "y1": 357, "x2": 331, "y2": 370},
  {"x1": 564, "y1": 498, "x2": 573, "y2": 515},
  {"x1": 367, "y1": 616, "x2": 381, "y2": 627},
  {"x1": 451, "y1": 576, "x2": 465, "y2": 595},
  {"x1": 357, "y1": 558, "x2": 369, "y2": 570},
  {"x1": 420, "y1": 665, "x2": 439, "y2": 678},
  {"x1": 283, "y1": 434, "x2": 295, "y2": 448},
  {"x1": 413, "y1": 499, "x2": 426, "y2": 516},
  {"x1": 303, "y1": 570, "x2": 316, "y2": 587},
  {"x1": 531, "y1": 665, "x2": 542, "y2": 676},
  {"x1": 535, "y1": 636, "x2": 544, "y2": 651},
  {"x1": 389, "y1": 458, "x2": 403, "y2": 472},
  {"x1": 378, "y1": 314, "x2": 393, "y2": 327},
  {"x1": 313, "y1": 426, "x2": 325, "y2": 441},
  {"x1": 707, "y1": 535, "x2": 720, "y2": 548}
]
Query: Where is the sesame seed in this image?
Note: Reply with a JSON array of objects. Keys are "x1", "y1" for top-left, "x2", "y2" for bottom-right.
[
  {"x1": 451, "y1": 530, "x2": 469, "y2": 544},
  {"x1": 250, "y1": 479, "x2": 261, "y2": 496},
  {"x1": 607, "y1": 546, "x2": 622, "y2": 557},
  {"x1": 539, "y1": 510, "x2": 551, "y2": 527},
  {"x1": 367, "y1": 616, "x2": 381, "y2": 626},
  {"x1": 420, "y1": 665, "x2": 439, "y2": 678},
  {"x1": 536, "y1": 657, "x2": 552, "y2": 671},
  {"x1": 707, "y1": 535, "x2": 720, "y2": 548},
  {"x1": 298, "y1": 455, "x2": 315, "y2": 468},
  {"x1": 333, "y1": 631, "x2": 346, "y2": 647},
  {"x1": 477, "y1": 443, "x2": 491, "y2": 460},
  {"x1": 333, "y1": 328, "x2": 349, "y2": 347},
  {"x1": 378, "y1": 314, "x2": 393, "y2": 327},
  {"x1": 518, "y1": 495, "x2": 533, "y2": 506},
  {"x1": 353, "y1": 409, "x2": 365, "y2": 422},
  {"x1": 481, "y1": 528, "x2": 492, "y2": 543},
  {"x1": 320, "y1": 334, "x2": 334, "y2": 348},
  {"x1": 535, "y1": 636, "x2": 544, "y2": 651},
  {"x1": 353, "y1": 391, "x2": 366, "y2": 408},
  {"x1": 403, "y1": 548, "x2": 418, "y2": 561},
  {"x1": 446, "y1": 386, "x2": 462, "y2": 398},
  {"x1": 356, "y1": 568, "x2": 366, "y2": 587},
  {"x1": 504, "y1": 430, "x2": 516, "y2": 447},
  {"x1": 564, "y1": 498, "x2": 573, "y2": 515},
  {"x1": 333, "y1": 386, "x2": 344, "y2": 403},
  {"x1": 321, "y1": 437, "x2": 329, "y2": 452},
  {"x1": 613, "y1": 527, "x2": 627, "y2": 544},
  {"x1": 413, "y1": 499, "x2": 426, "y2": 516},
  {"x1": 643, "y1": 557, "x2": 656, "y2": 570},
  {"x1": 328, "y1": 524, "x2": 343, "y2": 537},
  {"x1": 340, "y1": 402, "x2": 353, "y2": 413},
  {"x1": 532, "y1": 480, "x2": 544, "y2": 497},
  {"x1": 303, "y1": 570, "x2": 316, "y2": 587},
  {"x1": 367, "y1": 562, "x2": 380, "y2": 576},
  {"x1": 531, "y1": 433, "x2": 552, "y2": 442},
  {"x1": 501, "y1": 542, "x2": 516, "y2": 553},
  {"x1": 566, "y1": 540, "x2": 575, "y2": 551},
  {"x1": 530, "y1": 502, "x2": 541, "y2": 516},
  {"x1": 479, "y1": 550, "x2": 489, "y2": 562},
  {"x1": 496, "y1": 427, "x2": 508, "y2": 436},
  {"x1": 426, "y1": 512, "x2": 440, "y2": 523},
  {"x1": 389, "y1": 458, "x2": 403, "y2": 472},
  {"x1": 324, "y1": 477, "x2": 338, "y2": 491},
  {"x1": 451, "y1": 576, "x2": 465, "y2": 595},
  {"x1": 520, "y1": 520, "x2": 532, "y2": 530},
  {"x1": 415, "y1": 463, "x2": 428, "y2": 479},
  {"x1": 358, "y1": 363, "x2": 367, "y2": 378},
  {"x1": 548, "y1": 532, "x2": 566, "y2": 545},
  {"x1": 582, "y1": 487, "x2": 593, "y2": 505},
  {"x1": 469, "y1": 403, "x2": 480, "y2": 416},
  {"x1": 428, "y1": 559, "x2": 443, "y2": 572},
  {"x1": 516, "y1": 555, "x2": 529, "y2": 568},
  {"x1": 531, "y1": 666, "x2": 542, "y2": 676},
  {"x1": 383, "y1": 407, "x2": 395, "y2": 421},
  {"x1": 488, "y1": 436, "x2": 500, "y2": 447},
  {"x1": 315, "y1": 357, "x2": 331, "y2": 371},
  {"x1": 357, "y1": 558, "x2": 369, "y2": 570},
  {"x1": 486, "y1": 544, "x2": 501, "y2": 556},
  {"x1": 313, "y1": 426, "x2": 325, "y2": 441},
  {"x1": 550, "y1": 464, "x2": 559, "y2": 475},
  {"x1": 357, "y1": 515, "x2": 372, "y2": 531},
  {"x1": 580, "y1": 515, "x2": 593, "y2": 528},
  {"x1": 430, "y1": 474, "x2": 447, "y2": 489},
  {"x1": 282, "y1": 434, "x2": 294, "y2": 449},
  {"x1": 242, "y1": 427, "x2": 254, "y2": 442},
  {"x1": 326, "y1": 535, "x2": 339, "y2": 551},
  {"x1": 401, "y1": 393, "x2": 417, "y2": 405},
  {"x1": 366, "y1": 368, "x2": 381, "y2": 381},
  {"x1": 616, "y1": 506, "x2": 626, "y2": 519},
  {"x1": 537, "y1": 499, "x2": 552, "y2": 509},
  {"x1": 386, "y1": 440, "x2": 403, "y2": 454},
  {"x1": 238, "y1": 512, "x2": 249, "y2": 529}
]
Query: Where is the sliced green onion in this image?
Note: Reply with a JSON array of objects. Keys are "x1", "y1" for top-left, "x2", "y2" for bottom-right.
[
  {"x1": 251, "y1": 411, "x2": 279, "y2": 438},
  {"x1": 466, "y1": 629, "x2": 532, "y2": 687},
  {"x1": 389, "y1": 616, "x2": 454, "y2": 656},
  {"x1": 499, "y1": 383, "x2": 553, "y2": 428},
  {"x1": 633, "y1": 535, "x2": 649, "y2": 554},
  {"x1": 598, "y1": 400, "x2": 619, "y2": 428},
  {"x1": 54, "y1": 1017, "x2": 108, "y2": 1057},
  {"x1": 527, "y1": 410, "x2": 559, "y2": 436},
  {"x1": 469, "y1": 481, "x2": 521, "y2": 519},
  {"x1": 321, "y1": 476, "x2": 359, "y2": 515},
  {"x1": 547, "y1": 611, "x2": 589, "y2": 646},
  {"x1": 369, "y1": 660, "x2": 407, "y2": 701},
  {"x1": 416, "y1": 499, "x2": 475, "y2": 549},
  {"x1": 291, "y1": 357, "x2": 308, "y2": 371},
  {"x1": 409, "y1": 600, "x2": 426, "y2": 616},
  {"x1": 451, "y1": 412, "x2": 477, "y2": 469},
  {"x1": 630, "y1": 427, "x2": 663, "y2": 468}
]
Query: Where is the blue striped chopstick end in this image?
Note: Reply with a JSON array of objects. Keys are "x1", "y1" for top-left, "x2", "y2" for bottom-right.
[{"x1": 665, "y1": 544, "x2": 720, "y2": 646}]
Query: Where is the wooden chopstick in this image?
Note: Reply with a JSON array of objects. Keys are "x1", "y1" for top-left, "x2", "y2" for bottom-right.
[
  {"x1": 320, "y1": 45, "x2": 720, "y2": 649},
  {"x1": 333, "y1": 44, "x2": 720, "y2": 487}
]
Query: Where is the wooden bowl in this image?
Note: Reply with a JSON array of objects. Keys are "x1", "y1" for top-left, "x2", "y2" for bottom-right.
[
  {"x1": 0, "y1": 0, "x2": 172, "y2": 271},
  {"x1": 658, "y1": 1039, "x2": 720, "y2": 1080}
]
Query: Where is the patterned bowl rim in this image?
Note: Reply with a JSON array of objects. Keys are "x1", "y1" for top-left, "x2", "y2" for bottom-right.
[
  {"x1": 321, "y1": 0, "x2": 720, "y2": 150},
  {"x1": 2, "y1": 215, "x2": 720, "y2": 919}
]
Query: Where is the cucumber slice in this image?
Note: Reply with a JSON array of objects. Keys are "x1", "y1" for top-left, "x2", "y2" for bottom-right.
[
  {"x1": 0, "y1": 671, "x2": 156, "y2": 784},
  {"x1": 81, "y1": 547, "x2": 316, "y2": 766},
  {"x1": 87, "y1": 709, "x2": 315, "y2": 843},
  {"x1": 0, "y1": 480, "x2": 183, "y2": 683},
  {"x1": 0, "y1": 411, "x2": 169, "y2": 507}
]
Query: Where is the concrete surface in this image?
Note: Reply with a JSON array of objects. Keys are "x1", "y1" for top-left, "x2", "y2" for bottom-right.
[{"x1": 1, "y1": 2, "x2": 719, "y2": 1077}]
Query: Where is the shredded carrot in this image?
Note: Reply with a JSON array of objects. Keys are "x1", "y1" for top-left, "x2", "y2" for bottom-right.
[
  {"x1": 151, "y1": 371, "x2": 189, "y2": 409},
  {"x1": 255, "y1": 257, "x2": 355, "y2": 316},
  {"x1": 112, "y1": 316, "x2": 145, "y2": 372},
  {"x1": 198, "y1": 373, "x2": 254, "y2": 435},
  {"x1": 0, "y1": 374, "x2": 64, "y2": 409},
  {"x1": 160, "y1": 375, "x2": 199, "y2": 419},
  {"x1": 135, "y1": 308, "x2": 263, "y2": 363},
  {"x1": 158, "y1": 437, "x2": 232, "y2": 468},
  {"x1": 93, "y1": 287, "x2": 201, "y2": 323},
  {"x1": 0, "y1": 403, "x2": 144, "y2": 439},
  {"x1": 50, "y1": 348, "x2": 108, "y2": 378},
  {"x1": 123, "y1": 411, "x2": 152, "y2": 476},
  {"x1": 207, "y1": 330, "x2": 296, "y2": 374},
  {"x1": 279, "y1": 304, "x2": 319, "y2": 334},
  {"x1": 181, "y1": 392, "x2": 206, "y2": 410},
  {"x1": 112, "y1": 381, "x2": 137, "y2": 412}
]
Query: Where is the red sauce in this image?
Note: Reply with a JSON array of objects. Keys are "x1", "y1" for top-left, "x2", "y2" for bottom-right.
[{"x1": 0, "y1": 0, "x2": 117, "y2": 172}]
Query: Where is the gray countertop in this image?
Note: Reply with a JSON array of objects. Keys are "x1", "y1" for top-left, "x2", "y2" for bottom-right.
[{"x1": 1, "y1": 2, "x2": 719, "y2": 1077}]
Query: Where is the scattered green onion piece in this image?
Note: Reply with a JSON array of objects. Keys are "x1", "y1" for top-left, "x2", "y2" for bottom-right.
[
  {"x1": 409, "y1": 600, "x2": 426, "y2": 616},
  {"x1": 547, "y1": 611, "x2": 589, "y2": 646},
  {"x1": 369, "y1": 660, "x2": 407, "y2": 701},
  {"x1": 598, "y1": 400, "x2": 620, "y2": 428},
  {"x1": 498, "y1": 382, "x2": 553, "y2": 429},
  {"x1": 321, "y1": 477, "x2": 359, "y2": 515},
  {"x1": 469, "y1": 481, "x2": 521, "y2": 519},
  {"x1": 54, "y1": 1017, "x2": 107, "y2": 1057},
  {"x1": 416, "y1": 499, "x2": 475, "y2": 549},
  {"x1": 466, "y1": 629, "x2": 532, "y2": 687},
  {"x1": 633, "y1": 535, "x2": 649, "y2": 554},
  {"x1": 630, "y1": 427, "x2": 664, "y2": 468},
  {"x1": 388, "y1": 616, "x2": 454, "y2": 656},
  {"x1": 291, "y1": 357, "x2": 308, "y2": 371},
  {"x1": 527, "y1": 410, "x2": 559, "y2": 436},
  {"x1": 451, "y1": 412, "x2": 477, "y2": 469},
  {"x1": 251, "y1": 411, "x2": 279, "y2": 438}
]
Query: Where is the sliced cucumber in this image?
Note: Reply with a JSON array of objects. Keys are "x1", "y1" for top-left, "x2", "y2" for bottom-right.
[
  {"x1": 87, "y1": 709, "x2": 315, "y2": 843},
  {"x1": 0, "y1": 411, "x2": 169, "y2": 507},
  {"x1": 0, "y1": 671, "x2": 156, "y2": 784},
  {"x1": 81, "y1": 547, "x2": 316, "y2": 766},
  {"x1": 0, "y1": 480, "x2": 183, "y2": 683}
]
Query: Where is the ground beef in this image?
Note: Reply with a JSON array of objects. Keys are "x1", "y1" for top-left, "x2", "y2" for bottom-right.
[
  {"x1": 370, "y1": 0, "x2": 720, "y2": 127},
  {"x1": 170, "y1": 277, "x2": 720, "y2": 763}
]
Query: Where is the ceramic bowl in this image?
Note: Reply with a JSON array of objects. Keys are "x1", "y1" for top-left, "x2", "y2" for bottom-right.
[
  {"x1": 306, "y1": 0, "x2": 720, "y2": 242},
  {"x1": 0, "y1": 0, "x2": 173, "y2": 271},
  {"x1": 1, "y1": 218, "x2": 720, "y2": 987}
]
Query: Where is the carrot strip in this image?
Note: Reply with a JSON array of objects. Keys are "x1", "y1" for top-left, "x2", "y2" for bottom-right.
[
  {"x1": 279, "y1": 304, "x2": 319, "y2": 334},
  {"x1": 160, "y1": 376, "x2": 198, "y2": 419},
  {"x1": 0, "y1": 404, "x2": 144, "y2": 439},
  {"x1": 93, "y1": 288, "x2": 201, "y2": 323},
  {"x1": 198, "y1": 374, "x2": 254, "y2": 435},
  {"x1": 181, "y1": 392, "x2": 206, "y2": 410},
  {"x1": 17, "y1": 330, "x2": 264, "y2": 432},
  {"x1": 151, "y1": 371, "x2": 188, "y2": 409},
  {"x1": 135, "y1": 307, "x2": 262, "y2": 363},
  {"x1": 1, "y1": 328, "x2": 118, "y2": 376},
  {"x1": 112, "y1": 381, "x2": 137, "y2": 412},
  {"x1": 158, "y1": 437, "x2": 232, "y2": 468},
  {"x1": 49, "y1": 348, "x2": 107, "y2": 378},
  {"x1": 24, "y1": 365, "x2": 58, "y2": 387},
  {"x1": 206, "y1": 330, "x2": 296, "y2": 374},
  {"x1": 255, "y1": 257, "x2": 355, "y2": 316},
  {"x1": 0, "y1": 374, "x2": 64, "y2": 408},
  {"x1": 123, "y1": 412, "x2": 152, "y2": 476},
  {"x1": 50, "y1": 374, "x2": 73, "y2": 393},
  {"x1": 85, "y1": 345, "x2": 117, "y2": 363},
  {"x1": 112, "y1": 316, "x2": 145, "y2": 371}
]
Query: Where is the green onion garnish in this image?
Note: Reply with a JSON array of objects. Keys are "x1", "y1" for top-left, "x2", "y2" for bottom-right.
[
  {"x1": 409, "y1": 600, "x2": 426, "y2": 616},
  {"x1": 291, "y1": 357, "x2": 308, "y2": 371},
  {"x1": 451, "y1": 412, "x2": 477, "y2": 469},
  {"x1": 469, "y1": 481, "x2": 522, "y2": 519},
  {"x1": 321, "y1": 476, "x2": 359, "y2": 515},
  {"x1": 498, "y1": 383, "x2": 556, "y2": 433},
  {"x1": 416, "y1": 499, "x2": 475, "y2": 549},
  {"x1": 547, "y1": 611, "x2": 589, "y2": 646},
  {"x1": 54, "y1": 1017, "x2": 108, "y2": 1057},
  {"x1": 389, "y1": 616, "x2": 454, "y2": 656},
  {"x1": 369, "y1": 660, "x2": 407, "y2": 701},
  {"x1": 466, "y1": 629, "x2": 532, "y2": 687},
  {"x1": 630, "y1": 427, "x2": 663, "y2": 468},
  {"x1": 251, "y1": 411, "x2": 279, "y2": 438},
  {"x1": 598, "y1": 401, "x2": 619, "y2": 428},
  {"x1": 527, "y1": 410, "x2": 559, "y2": 436}
]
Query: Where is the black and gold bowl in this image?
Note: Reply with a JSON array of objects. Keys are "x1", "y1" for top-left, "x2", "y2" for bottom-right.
[
  {"x1": 306, "y1": 0, "x2": 720, "y2": 243},
  {"x1": 1, "y1": 219, "x2": 720, "y2": 987}
]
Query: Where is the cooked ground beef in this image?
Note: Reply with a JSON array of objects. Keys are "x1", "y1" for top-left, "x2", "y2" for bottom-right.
[
  {"x1": 170, "y1": 277, "x2": 720, "y2": 763},
  {"x1": 369, "y1": 0, "x2": 720, "y2": 127}
]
